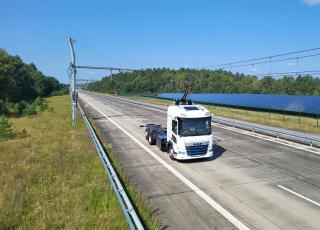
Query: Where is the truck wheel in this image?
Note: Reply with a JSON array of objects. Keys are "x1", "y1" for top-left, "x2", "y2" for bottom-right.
[
  {"x1": 145, "y1": 130, "x2": 149, "y2": 140},
  {"x1": 148, "y1": 135, "x2": 155, "y2": 145},
  {"x1": 168, "y1": 146, "x2": 176, "y2": 160}
]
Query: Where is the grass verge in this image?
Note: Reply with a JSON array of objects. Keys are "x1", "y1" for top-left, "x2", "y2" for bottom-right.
[
  {"x1": 122, "y1": 95, "x2": 320, "y2": 135},
  {"x1": 0, "y1": 95, "x2": 128, "y2": 229},
  {"x1": 87, "y1": 113, "x2": 159, "y2": 230}
]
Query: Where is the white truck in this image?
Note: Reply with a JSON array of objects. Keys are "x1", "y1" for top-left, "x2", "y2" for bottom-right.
[{"x1": 145, "y1": 89, "x2": 213, "y2": 160}]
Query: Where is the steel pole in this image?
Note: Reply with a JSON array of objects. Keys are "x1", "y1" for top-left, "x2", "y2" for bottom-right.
[{"x1": 68, "y1": 37, "x2": 77, "y2": 127}]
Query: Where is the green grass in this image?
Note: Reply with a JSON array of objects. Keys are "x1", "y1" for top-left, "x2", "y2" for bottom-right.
[
  {"x1": 122, "y1": 95, "x2": 320, "y2": 135},
  {"x1": 0, "y1": 95, "x2": 128, "y2": 229},
  {"x1": 91, "y1": 126, "x2": 159, "y2": 230}
]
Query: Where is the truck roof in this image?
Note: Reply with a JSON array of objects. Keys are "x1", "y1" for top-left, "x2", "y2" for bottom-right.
[{"x1": 167, "y1": 104, "x2": 211, "y2": 118}]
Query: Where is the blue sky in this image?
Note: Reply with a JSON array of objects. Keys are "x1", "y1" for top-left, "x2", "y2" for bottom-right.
[{"x1": 1, "y1": 0, "x2": 320, "y2": 83}]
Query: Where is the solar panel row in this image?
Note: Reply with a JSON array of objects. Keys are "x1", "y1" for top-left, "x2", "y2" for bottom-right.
[{"x1": 153, "y1": 93, "x2": 320, "y2": 115}]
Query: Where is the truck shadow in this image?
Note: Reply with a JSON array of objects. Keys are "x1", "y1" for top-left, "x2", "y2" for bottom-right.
[{"x1": 178, "y1": 145, "x2": 225, "y2": 163}]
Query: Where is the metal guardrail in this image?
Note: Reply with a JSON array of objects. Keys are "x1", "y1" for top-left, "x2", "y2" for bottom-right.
[
  {"x1": 95, "y1": 94, "x2": 320, "y2": 149},
  {"x1": 86, "y1": 92, "x2": 320, "y2": 149},
  {"x1": 213, "y1": 116, "x2": 320, "y2": 148},
  {"x1": 79, "y1": 104, "x2": 144, "y2": 230}
]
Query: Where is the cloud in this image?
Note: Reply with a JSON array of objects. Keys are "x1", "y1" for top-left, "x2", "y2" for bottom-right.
[{"x1": 304, "y1": 0, "x2": 320, "y2": 6}]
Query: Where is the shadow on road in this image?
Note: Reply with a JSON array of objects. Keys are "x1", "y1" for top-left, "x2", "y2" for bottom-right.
[{"x1": 178, "y1": 144, "x2": 226, "y2": 164}]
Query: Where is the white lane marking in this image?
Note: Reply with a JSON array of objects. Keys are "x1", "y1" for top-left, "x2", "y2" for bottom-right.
[
  {"x1": 214, "y1": 124, "x2": 320, "y2": 155},
  {"x1": 83, "y1": 98, "x2": 250, "y2": 230},
  {"x1": 213, "y1": 135, "x2": 226, "y2": 141},
  {"x1": 278, "y1": 185, "x2": 320, "y2": 208}
]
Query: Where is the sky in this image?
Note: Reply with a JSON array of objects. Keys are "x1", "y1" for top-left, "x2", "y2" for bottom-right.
[{"x1": 1, "y1": 0, "x2": 320, "y2": 83}]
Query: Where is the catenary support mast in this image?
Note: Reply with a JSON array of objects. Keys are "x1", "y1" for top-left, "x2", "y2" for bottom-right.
[
  {"x1": 67, "y1": 37, "x2": 134, "y2": 127},
  {"x1": 68, "y1": 37, "x2": 77, "y2": 127}
]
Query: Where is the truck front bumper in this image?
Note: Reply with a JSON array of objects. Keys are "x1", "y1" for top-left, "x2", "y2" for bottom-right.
[{"x1": 174, "y1": 152, "x2": 213, "y2": 160}]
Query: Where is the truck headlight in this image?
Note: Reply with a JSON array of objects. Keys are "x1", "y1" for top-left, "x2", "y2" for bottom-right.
[{"x1": 178, "y1": 148, "x2": 186, "y2": 154}]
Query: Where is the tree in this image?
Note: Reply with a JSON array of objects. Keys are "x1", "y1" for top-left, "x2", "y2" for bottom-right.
[
  {"x1": 0, "y1": 115, "x2": 12, "y2": 138},
  {"x1": 0, "y1": 49, "x2": 65, "y2": 103},
  {"x1": 87, "y1": 68, "x2": 320, "y2": 96}
]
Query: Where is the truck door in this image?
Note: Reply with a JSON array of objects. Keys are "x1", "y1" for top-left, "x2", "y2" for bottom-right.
[{"x1": 172, "y1": 119, "x2": 178, "y2": 144}]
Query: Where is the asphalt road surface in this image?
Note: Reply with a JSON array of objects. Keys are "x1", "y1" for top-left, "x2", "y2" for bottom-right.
[{"x1": 79, "y1": 91, "x2": 320, "y2": 230}]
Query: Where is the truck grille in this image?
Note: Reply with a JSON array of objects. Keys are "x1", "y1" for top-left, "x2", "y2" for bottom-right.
[{"x1": 186, "y1": 144, "x2": 208, "y2": 156}]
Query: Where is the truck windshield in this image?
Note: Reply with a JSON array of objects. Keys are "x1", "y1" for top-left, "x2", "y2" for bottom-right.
[{"x1": 178, "y1": 117, "x2": 211, "y2": 137}]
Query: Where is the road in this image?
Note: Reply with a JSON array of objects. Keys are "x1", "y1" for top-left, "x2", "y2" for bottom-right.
[{"x1": 79, "y1": 91, "x2": 320, "y2": 230}]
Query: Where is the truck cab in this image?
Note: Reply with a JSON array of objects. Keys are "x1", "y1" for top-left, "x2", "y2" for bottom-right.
[{"x1": 167, "y1": 104, "x2": 213, "y2": 160}]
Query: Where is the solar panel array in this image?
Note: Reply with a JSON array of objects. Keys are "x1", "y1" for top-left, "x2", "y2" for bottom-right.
[{"x1": 154, "y1": 93, "x2": 320, "y2": 115}]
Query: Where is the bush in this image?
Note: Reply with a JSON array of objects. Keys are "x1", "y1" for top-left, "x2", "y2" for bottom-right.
[
  {"x1": 14, "y1": 100, "x2": 28, "y2": 115},
  {"x1": 0, "y1": 115, "x2": 13, "y2": 138},
  {"x1": 0, "y1": 99, "x2": 10, "y2": 115},
  {"x1": 33, "y1": 97, "x2": 48, "y2": 111},
  {"x1": 21, "y1": 128, "x2": 28, "y2": 137},
  {"x1": 39, "y1": 101, "x2": 49, "y2": 111},
  {"x1": 23, "y1": 103, "x2": 37, "y2": 116},
  {"x1": 2, "y1": 97, "x2": 49, "y2": 117},
  {"x1": 33, "y1": 97, "x2": 43, "y2": 106},
  {"x1": 15, "y1": 128, "x2": 28, "y2": 139}
]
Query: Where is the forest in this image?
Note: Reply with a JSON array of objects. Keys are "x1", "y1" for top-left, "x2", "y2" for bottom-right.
[
  {"x1": 0, "y1": 49, "x2": 67, "y2": 116},
  {"x1": 87, "y1": 68, "x2": 320, "y2": 96}
]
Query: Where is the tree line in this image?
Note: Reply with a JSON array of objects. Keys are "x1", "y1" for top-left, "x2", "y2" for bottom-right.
[
  {"x1": 87, "y1": 68, "x2": 320, "y2": 96},
  {"x1": 0, "y1": 48, "x2": 67, "y2": 116}
]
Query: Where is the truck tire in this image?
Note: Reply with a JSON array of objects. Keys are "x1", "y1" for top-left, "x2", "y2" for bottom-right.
[
  {"x1": 148, "y1": 135, "x2": 156, "y2": 145},
  {"x1": 168, "y1": 146, "x2": 176, "y2": 160}
]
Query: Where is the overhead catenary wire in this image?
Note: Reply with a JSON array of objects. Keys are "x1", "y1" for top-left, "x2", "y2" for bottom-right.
[
  {"x1": 208, "y1": 53, "x2": 320, "y2": 70},
  {"x1": 71, "y1": 36, "x2": 320, "y2": 79},
  {"x1": 73, "y1": 38, "x2": 130, "y2": 69},
  {"x1": 253, "y1": 69, "x2": 320, "y2": 77},
  {"x1": 204, "y1": 47, "x2": 320, "y2": 69}
]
